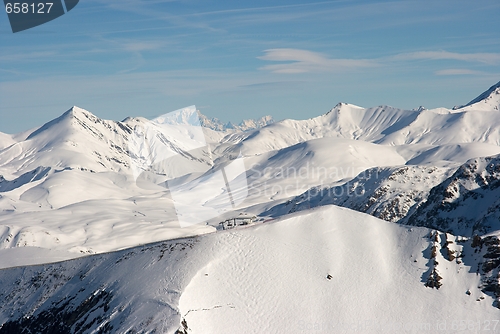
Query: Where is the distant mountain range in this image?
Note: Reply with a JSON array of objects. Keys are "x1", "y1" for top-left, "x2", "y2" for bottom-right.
[
  {"x1": 198, "y1": 112, "x2": 274, "y2": 131},
  {"x1": 0, "y1": 81, "x2": 499, "y2": 332},
  {"x1": 0, "y1": 81, "x2": 499, "y2": 251}
]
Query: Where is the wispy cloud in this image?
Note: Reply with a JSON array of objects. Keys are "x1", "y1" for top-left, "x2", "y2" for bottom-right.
[
  {"x1": 259, "y1": 49, "x2": 500, "y2": 75},
  {"x1": 258, "y1": 48, "x2": 376, "y2": 74},
  {"x1": 236, "y1": 81, "x2": 304, "y2": 91},
  {"x1": 122, "y1": 41, "x2": 165, "y2": 52},
  {"x1": 187, "y1": 1, "x2": 340, "y2": 17},
  {"x1": 435, "y1": 69, "x2": 485, "y2": 76},
  {"x1": 392, "y1": 51, "x2": 500, "y2": 65},
  {"x1": 0, "y1": 51, "x2": 57, "y2": 62},
  {"x1": 89, "y1": 0, "x2": 221, "y2": 33}
]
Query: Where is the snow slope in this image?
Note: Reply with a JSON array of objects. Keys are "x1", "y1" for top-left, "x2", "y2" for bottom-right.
[
  {"x1": 0, "y1": 106, "x2": 220, "y2": 256},
  {"x1": 0, "y1": 206, "x2": 498, "y2": 333},
  {"x1": 216, "y1": 101, "x2": 500, "y2": 162},
  {"x1": 0, "y1": 133, "x2": 14, "y2": 151},
  {"x1": 263, "y1": 151, "x2": 500, "y2": 238},
  {"x1": 400, "y1": 142, "x2": 500, "y2": 166},
  {"x1": 235, "y1": 137, "x2": 406, "y2": 207},
  {"x1": 262, "y1": 165, "x2": 455, "y2": 223}
]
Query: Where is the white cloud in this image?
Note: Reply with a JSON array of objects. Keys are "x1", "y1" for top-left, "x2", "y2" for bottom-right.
[
  {"x1": 392, "y1": 51, "x2": 500, "y2": 65},
  {"x1": 435, "y1": 69, "x2": 484, "y2": 76},
  {"x1": 258, "y1": 48, "x2": 376, "y2": 74},
  {"x1": 259, "y1": 49, "x2": 500, "y2": 74}
]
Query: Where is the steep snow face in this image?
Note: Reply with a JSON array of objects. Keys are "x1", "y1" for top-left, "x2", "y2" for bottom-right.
[
  {"x1": 456, "y1": 80, "x2": 500, "y2": 111},
  {"x1": 405, "y1": 154, "x2": 500, "y2": 236},
  {"x1": 0, "y1": 206, "x2": 498, "y2": 333},
  {"x1": 214, "y1": 103, "x2": 420, "y2": 159},
  {"x1": 0, "y1": 166, "x2": 50, "y2": 193},
  {"x1": 0, "y1": 235, "x2": 205, "y2": 333},
  {"x1": 179, "y1": 208, "x2": 500, "y2": 333},
  {"x1": 377, "y1": 108, "x2": 500, "y2": 146}
]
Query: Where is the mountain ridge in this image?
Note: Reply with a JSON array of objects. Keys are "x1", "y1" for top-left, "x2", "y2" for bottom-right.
[
  {"x1": 1, "y1": 82, "x2": 500, "y2": 332},
  {"x1": 455, "y1": 80, "x2": 500, "y2": 111},
  {"x1": 0, "y1": 206, "x2": 498, "y2": 333},
  {"x1": 0, "y1": 82, "x2": 500, "y2": 261}
]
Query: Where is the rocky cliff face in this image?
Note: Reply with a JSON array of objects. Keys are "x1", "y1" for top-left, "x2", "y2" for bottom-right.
[
  {"x1": 405, "y1": 155, "x2": 500, "y2": 236},
  {"x1": 264, "y1": 165, "x2": 453, "y2": 223}
]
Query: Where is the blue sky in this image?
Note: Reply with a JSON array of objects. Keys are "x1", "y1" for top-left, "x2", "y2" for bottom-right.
[{"x1": 1, "y1": 0, "x2": 499, "y2": 133}]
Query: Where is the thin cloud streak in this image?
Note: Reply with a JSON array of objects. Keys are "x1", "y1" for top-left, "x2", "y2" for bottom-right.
[
  {"x1": 435, "y1": 69, "x2": 484, "y2": 76},
  {"x1": 258, "y1": 48, "x2": 376, "y2": 73},
  {"x1": 122, "y1": 41, "x2": 166, "y2": 52},
  {"x1": 392, "y1": 51, "x2": 500, "y2": 65},
  {"x1": 259, "y1": 48, "x2": 500, "y2": 74},
  {"x1": 185, "y1": 1, "x2": 344, "y2": 17}
]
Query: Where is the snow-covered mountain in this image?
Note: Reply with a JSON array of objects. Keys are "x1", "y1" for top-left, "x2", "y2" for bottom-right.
[
  {"x1": 0, "y1": 106, "x2": 220, "y2": 255},
  {"x1": 405, "y1": 154, "x2": 500, "y2": 236},
  {"x1": 264, "y1": 152, "x2": 500, "y2": 236},
  {"x1": 2, "y1": 83, "x2": 500, "y2": 239},
  {"x1": 454, "y1": 80, "x2": 500, "y2": 111},
  {"x1": 0, "y1": 206, "x2": 498, "y2": 333},
  {"x1": 262, "y1": 165, "x2": 455, "y2": 222},
  {"x1": 1, "y1": 84, "x2": 500, "y2": 257},
  {"x1": 1, "y1": 81, "x2": 500, "y2": 332},
  {"x1": 0, "y1": 106, "x2": 217, "y2": 178}
]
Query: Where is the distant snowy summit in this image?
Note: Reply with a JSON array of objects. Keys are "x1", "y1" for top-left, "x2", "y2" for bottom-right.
[{"x1": 197, "y1": 112, "x2": 274, "y2": 131}]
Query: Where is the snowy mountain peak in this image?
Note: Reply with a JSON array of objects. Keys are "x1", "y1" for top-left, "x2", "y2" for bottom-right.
[
  {"x1": 454, "y1": 80, "x2": 500, "y2": 111},
  {"x1": 64, "y1": 105, "x2": 93, "y2": 118},
  {"x1": 27, "y1": 106, "x2": 118, "y2": 141},
  {"x1": 325, "y1": 102, "x2": 363, "y2": 115},
  {"x1": 26, "y1": 107, "x2": 80, "y2": 140},
  {"x1": 325, "y1": 103, "x2": 343, "y2": 114},
  {"x1": 53, "y1": 106, "x2": 99, "y2": 126},
  {"x1": 197, "y1": 112, "x2": 231, "y2": 131},
  {"x1": 152, "y1": 106, "x2": 199, "y2": 126}
]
